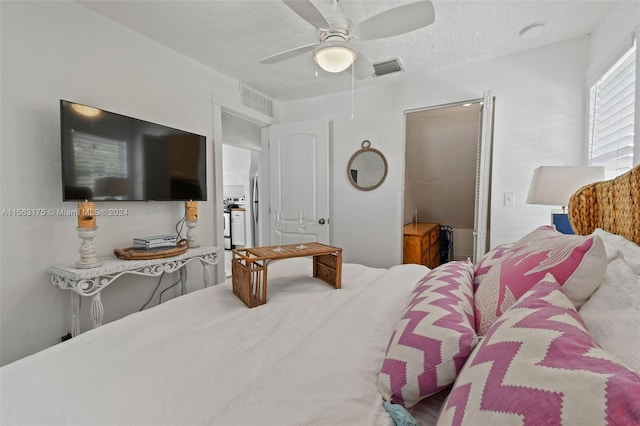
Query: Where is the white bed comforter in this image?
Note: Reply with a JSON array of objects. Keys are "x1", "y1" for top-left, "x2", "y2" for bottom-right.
[{"x1": 1, "y1": 258, "x2": 429, "y2": 426}]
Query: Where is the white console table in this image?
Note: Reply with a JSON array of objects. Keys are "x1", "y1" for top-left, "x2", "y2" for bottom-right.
[{"x1": 49, "y1": 246, "x2": 218, "y2": 337}]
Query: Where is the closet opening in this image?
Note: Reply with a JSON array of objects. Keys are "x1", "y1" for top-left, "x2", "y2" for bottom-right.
[{"x1": 404, "y1": 95, "x2": 493, "y2": 266}]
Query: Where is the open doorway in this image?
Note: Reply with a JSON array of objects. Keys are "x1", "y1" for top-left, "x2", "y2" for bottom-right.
[
  {"x1": 220, "y1": 110, "x2": 266, "y2": 277},
  {"x1": 404, "y1": 96, "x2": 493, "y2": 264}
]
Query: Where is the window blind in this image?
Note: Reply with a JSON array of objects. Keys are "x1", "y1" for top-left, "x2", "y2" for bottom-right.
[
  {"x1": 72, "y1": 131, "x2": 128, "y2": 191},
  {"x1": 588, "y1": 44, "x2": 636, "y2": 180}
]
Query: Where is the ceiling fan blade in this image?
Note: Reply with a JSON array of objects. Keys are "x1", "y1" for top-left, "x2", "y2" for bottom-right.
[
  {"x1": 259, "y1": 43, "x2": 318, "y2": 64},
  {"x1": 353, "y1": 52, "x2": 374, "y2": 80},
  {"x1": 282, "y1": 0, "x2": 331, "y2": 29},
  {"x1": 352, "y1": 0, "x2": 435, "y2": 41}
]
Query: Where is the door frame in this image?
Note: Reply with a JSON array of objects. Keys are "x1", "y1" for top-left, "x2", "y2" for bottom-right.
[
  {"x1": 474, "y1": 91, "x2": 495, "y2": 261},
  {"x1": 212, "y1": 102, "x2": 274, "y2": 284},
  {"x1": 403, "y1": 93, "x2": 494, "y2": 263}
]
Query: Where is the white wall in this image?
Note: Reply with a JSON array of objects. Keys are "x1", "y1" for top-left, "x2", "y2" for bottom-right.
[
  {"x1": 280, "y1": 37, "x2": 590, "y2": 267},
  {"x1": 0, "y1": 1, "x2": 259, "y2": 366},
  {"x1": 588, "y1": 1, "x2": 639, "y2": 84},
  {"x1": 587, "y1": 1, "x2": 640, "y2": 163}
]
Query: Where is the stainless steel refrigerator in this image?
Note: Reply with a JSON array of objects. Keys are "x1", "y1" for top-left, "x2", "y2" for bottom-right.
[{"x1": 251, "y1": 176, "x2": 259, "y2": 247}]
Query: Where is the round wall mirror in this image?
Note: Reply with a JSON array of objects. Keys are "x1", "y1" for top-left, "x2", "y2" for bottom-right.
[{"x1": 347, "y1": 140, "x2": 388, "y2": 191}]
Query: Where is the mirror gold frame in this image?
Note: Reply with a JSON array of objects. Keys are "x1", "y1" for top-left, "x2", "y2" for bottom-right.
[{"x1": 347, "y1": 140, "x2": 388, "y2": 191}]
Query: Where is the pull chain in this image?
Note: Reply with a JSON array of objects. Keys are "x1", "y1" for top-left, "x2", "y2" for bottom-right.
[{"x1": 350, "y1": 62, "x2": 355, "y2": 122}]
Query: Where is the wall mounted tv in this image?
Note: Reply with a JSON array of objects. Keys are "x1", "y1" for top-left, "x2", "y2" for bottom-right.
[{"x1": 60, "y1": 100, "x2": 207, "y2": 202}]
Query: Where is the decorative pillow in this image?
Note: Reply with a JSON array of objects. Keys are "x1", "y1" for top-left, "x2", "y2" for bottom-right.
[
  {"x1": 593, "y1": 228, "x2": 640, "y2": 274},
  {"x1": 474, "y1": 226, "x2": 606, "y2": 335},
  {"x1": 472, "y1": 243, "x2": 512, "y2": 293},
  {"x1": 578, "y1": 256, "x2": 640, "y2": 373},
  {"x1": 437, "y1": 274, "x2": 640, "y2": 425},
  {"x1": 378, "y1": 260, "x2": 478, "y2": 408}
]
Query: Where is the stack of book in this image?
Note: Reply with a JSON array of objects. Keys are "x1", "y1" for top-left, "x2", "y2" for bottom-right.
[{"x1": 133, "y1": 235, "x2": 177, "y2": 251}]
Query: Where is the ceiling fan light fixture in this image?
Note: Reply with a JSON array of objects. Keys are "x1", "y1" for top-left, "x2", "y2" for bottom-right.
[
  {"x1": 313, "y1": 43, "x2": 356, "y2": 73},
  {"x1": 71, "y1": 103, "x2": 101, "y2": 117}
]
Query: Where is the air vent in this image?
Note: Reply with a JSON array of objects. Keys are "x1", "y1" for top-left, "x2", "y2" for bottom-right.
[
  {"x1": 239, "y1": 84, "x2": 273, "y2": 117},
  {"x1": 372, "y1": 58, "x2": 404, "y2": 77}
]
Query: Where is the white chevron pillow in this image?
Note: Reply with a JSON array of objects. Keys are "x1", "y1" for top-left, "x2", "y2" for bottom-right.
[
  {"x1": 437, "y1": 274, "x2": 640, "y2": 425},
  {"x1": 378, "y1": 260, "x2": 478, "y2": 408},
  {"x1": 474, "y1": 226, "x2": 606, "y2": 335},
  {"x1": 472, "y1": 243, "x2": 512, "y2": 293}
]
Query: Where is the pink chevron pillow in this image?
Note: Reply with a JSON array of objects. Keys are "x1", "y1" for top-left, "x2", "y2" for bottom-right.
[
  {"x1": 378, "y1": 260, "x2": 478, "y2": 408},
  {"x1": 472, "y1": 243, "x2": 512, "y2": 293},
  {"x1": 437, "y1": 275, "x2": 640, "y2": 425},
  {"x1": 474, "y1": 226, "x2": 606, "y2": 335}
]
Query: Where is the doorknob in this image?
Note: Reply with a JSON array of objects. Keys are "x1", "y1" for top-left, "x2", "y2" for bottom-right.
[{"x1": 318, "y1": 218, "x2": 326, "y2": 225}]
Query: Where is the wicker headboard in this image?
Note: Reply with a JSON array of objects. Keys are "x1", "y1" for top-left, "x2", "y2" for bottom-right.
[{"x1": 568, "y1": 164, "x2": 640, "y2": 245}]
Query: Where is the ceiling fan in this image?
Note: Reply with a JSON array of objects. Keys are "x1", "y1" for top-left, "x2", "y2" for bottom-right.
[{"x1": 259, "y1": 0, "x2": 436, "y2": 79}]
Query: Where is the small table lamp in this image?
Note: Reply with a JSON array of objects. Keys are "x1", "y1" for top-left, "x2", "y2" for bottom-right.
[{"x1": 526, "y1": 166, "x2": 604, "y2": 234}]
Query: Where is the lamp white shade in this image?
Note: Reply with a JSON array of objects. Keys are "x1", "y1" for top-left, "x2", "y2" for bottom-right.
[
  {"x1": 526, "y1": 166, "x2": 605, "y2": 206},
  {"x1": 313, "y1": 43, "x2": 356, "y2": 73}
]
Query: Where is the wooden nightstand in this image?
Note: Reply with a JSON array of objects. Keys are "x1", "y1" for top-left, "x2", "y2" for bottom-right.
[{"x1": 403, "y1": 222, "x2": 441, "y2": 269}]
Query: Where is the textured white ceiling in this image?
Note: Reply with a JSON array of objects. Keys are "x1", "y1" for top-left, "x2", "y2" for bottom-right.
[{"x1": 79, "y1": 0, "x2": 611, "y2": 101}]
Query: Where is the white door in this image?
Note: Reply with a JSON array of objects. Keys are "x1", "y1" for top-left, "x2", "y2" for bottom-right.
[
  {"x1": 268, "y1": 119, "x2": 330, "y2": 245},
  {"x1": 473, "y1": 90, "x2": 494, "y2": 262}
]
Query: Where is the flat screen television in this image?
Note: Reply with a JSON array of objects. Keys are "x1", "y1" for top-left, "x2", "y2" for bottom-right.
[{"x1": 60, "y1": 100, "x2": 207, "y2": 201}]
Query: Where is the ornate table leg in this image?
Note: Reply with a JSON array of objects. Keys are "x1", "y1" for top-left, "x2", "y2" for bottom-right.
[
  {"x1": 70, "y1": 291, "x2": 81, "y2": 337},
  {"x1": 180, "y1": 267, "x2": 188, "y2": 295},
  {"x1": 91, "y1": 292, "x2": 104, "y2": 328},
  {"x1": 203, "y1": 262, "x2": 211, "y2": 287}
]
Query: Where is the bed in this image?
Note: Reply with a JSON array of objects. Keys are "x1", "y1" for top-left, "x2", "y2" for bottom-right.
[{"x1": 2, "y1": 165, "x2": 640, "y2": 425}]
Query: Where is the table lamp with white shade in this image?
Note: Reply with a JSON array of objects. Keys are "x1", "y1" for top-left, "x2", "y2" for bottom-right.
[{"x1": 526, "y1": 166, "x2": 604, "y2": 234}]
